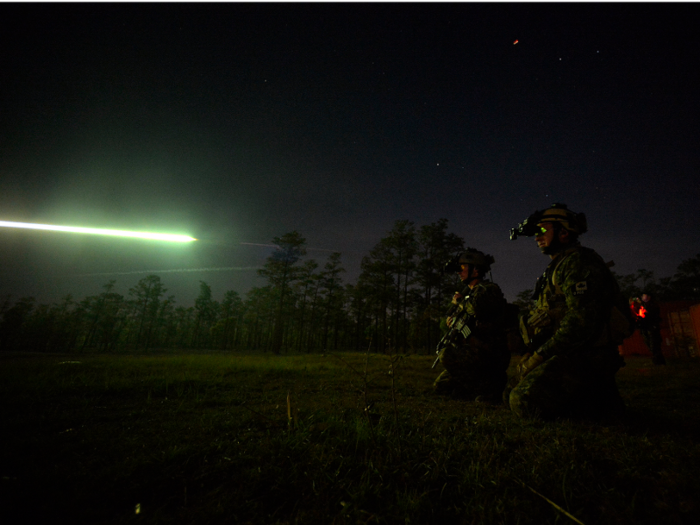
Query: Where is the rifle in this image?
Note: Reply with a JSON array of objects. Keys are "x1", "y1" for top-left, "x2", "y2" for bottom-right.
[{"x1": 431, "y1": 285, "x2": 474, "y2": 369}]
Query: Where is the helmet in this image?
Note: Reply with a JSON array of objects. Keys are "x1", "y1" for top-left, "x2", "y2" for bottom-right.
[
  {"x1": 459, "y1": 248, "x2": 495, "y2": 269},
  {"x1": 510, "y1": 203, "x2": 587, "y2": 240},
  {"x1": 537, "y1": 203, "x2": 587, "y2": 235},
  {"x1": 444, "y1": 247, "x2": 495, "y2": 273}
]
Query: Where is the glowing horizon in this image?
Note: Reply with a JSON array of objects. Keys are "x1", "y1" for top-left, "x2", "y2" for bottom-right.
[{"x1": 0, "y1": 221, "x2": 197, "y2": 243}]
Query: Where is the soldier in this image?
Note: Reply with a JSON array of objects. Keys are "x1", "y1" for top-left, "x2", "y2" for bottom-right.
[
  {"x1": 507, "y1": 203, "x2": 630, "y2": 419},
  {"x1": 638, "y1": 291, "x2": 666, "y2": 365},
  {"x1": 433, "y1": 248, "x2": 511, "y2": 403}
]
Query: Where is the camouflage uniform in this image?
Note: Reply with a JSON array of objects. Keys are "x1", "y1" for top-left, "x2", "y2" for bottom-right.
[
  {"x1": 508, "y1": 245, "x2": 626, "y2": 419},
  {"x1": 434, "y1": 280, "x2": 511, "y2": 400}
]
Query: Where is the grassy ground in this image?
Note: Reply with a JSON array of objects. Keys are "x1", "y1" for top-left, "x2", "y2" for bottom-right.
[{"x1": 1, "y1": 350, "x2": 699, "y2": 524}]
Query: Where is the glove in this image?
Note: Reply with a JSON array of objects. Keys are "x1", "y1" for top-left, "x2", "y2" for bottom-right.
[{"x1": 516, "y1": 352, "x2": 544, "y2": 379}]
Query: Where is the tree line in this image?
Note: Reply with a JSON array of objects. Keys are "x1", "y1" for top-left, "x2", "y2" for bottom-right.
[
  {"x1": 0, "y1": 220, "x2": 462, "y2": 354},
  {"x1": 2, "y1": 219, "x2": 699, "y2": 354}
]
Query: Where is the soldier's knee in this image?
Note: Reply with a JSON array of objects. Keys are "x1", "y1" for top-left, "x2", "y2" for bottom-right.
[
  {"x1": 433, "y1": 370, "x2": 451, "y2": 394},
  {"x1": 509, "y1": 387, "x2": 535, "y2": 418},
  {"x1": 509, "y1": 382, "x2": 556, "y2": 419}
]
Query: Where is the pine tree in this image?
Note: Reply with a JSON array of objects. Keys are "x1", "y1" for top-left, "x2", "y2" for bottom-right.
[{"x1": 257, "y1": 231, "x2": 307, "y2": 353}]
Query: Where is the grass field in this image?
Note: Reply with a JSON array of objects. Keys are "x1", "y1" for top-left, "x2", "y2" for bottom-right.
[{"x1": 1, "y1": 350, "x2": 699, "y2": 524}]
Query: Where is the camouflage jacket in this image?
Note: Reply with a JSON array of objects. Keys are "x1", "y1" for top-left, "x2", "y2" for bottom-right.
[
  {"x1": 455, "y1": 280, "x2": 508, "y2": 338},
  {"x1": 526, "y1": 245, "x2": 618, "y2": 360}
]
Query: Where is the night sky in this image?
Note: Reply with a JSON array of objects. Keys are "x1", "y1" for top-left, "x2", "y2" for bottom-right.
[{"x1": 1, "y1": 3, "x2": 698, "y2": 306}]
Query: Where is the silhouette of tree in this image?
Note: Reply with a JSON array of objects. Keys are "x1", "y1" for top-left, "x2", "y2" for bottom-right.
[
  {"x1": 320, "y1": 252, "x2": 346, "y2": 351},
  {"x1": 292, "y1": 260, "x2": 320, "y2": 352},
  {"x1": 192, "y1": 281, "x2": 218, "y2": 349},
  {"x1": 212, "y1": 290, "x2": 243, "y2": 350},
  {"x1": 670, "y1": 253, "x2": 700, "y2": 300},
  {"x1": 0, "y1": 297, "x2": 35, "y2": 351},
  {"x1": 128, "y1": 275, "x2": 167, "y2": 350},
  {"x1": 258, "y1": 231, "x2": 307, "y2": 353}
]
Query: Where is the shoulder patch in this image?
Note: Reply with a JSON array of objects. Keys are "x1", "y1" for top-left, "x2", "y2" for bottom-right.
[{"x1": 574, "y1": 281, "x2": 588, "y2": 295}]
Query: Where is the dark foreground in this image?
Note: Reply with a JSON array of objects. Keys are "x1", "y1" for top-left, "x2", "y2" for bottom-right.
[{"x1": 1, "y1": 351, "x2": 699, "y2": 524}]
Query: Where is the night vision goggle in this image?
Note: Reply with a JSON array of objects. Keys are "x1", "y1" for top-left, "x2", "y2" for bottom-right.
[{"x1": 509, "y1": 203, "x2": 587, "y2": 240}]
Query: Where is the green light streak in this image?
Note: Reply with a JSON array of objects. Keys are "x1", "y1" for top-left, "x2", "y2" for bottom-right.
[{"x1": 0, "y1": 221, "x2": 197, "y2": 242}]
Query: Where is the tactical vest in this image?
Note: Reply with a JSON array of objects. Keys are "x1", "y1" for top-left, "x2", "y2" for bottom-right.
[{"x1": 519, "y1": 248, "x2": 573, "y2": 348}]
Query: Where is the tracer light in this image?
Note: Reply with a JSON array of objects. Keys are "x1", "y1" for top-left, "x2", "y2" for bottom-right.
[{"x1": 0, "y1": 221, "x2": 196, "y2": 242}]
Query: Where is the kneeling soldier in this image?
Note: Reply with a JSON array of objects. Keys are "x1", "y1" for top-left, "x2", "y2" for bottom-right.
[
  {"x1": 507, "y1": 203, "x2": 630, "y2": 419},
  {"x1": 433, "y1": 248, "x2": 510, "y2": 403}
]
